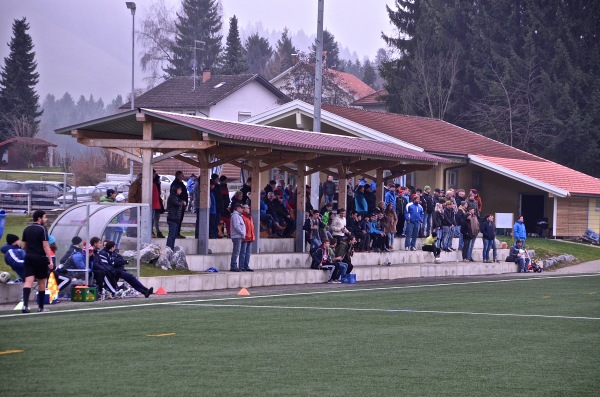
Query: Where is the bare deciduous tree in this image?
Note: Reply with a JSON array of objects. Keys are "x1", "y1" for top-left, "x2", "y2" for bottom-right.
[
  {"x1": 137, "y1": 0, "x2": 177, "y2": 88},
  {"x1": 4, "y1": 115, "x2": 39, "y2": 168}
]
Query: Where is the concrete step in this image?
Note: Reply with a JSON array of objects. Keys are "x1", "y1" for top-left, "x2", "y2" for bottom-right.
[
  {"x1": 186, "y1": 249, "x2": 511, "y2": 272},
  {"x1": 139, "y1": 260, "x2": 521, "y2": 293},
  {"x1": 151, "y1": 236, "x2": 503, "y2": 255}
]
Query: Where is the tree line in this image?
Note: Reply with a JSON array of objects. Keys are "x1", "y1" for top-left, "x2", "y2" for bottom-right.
[
  {"x1": 380, "y1": 0, "x2": 600, "y2": 176},
  {"x1": 138, "y1": 0, "x2": 382, "y2": 88}
]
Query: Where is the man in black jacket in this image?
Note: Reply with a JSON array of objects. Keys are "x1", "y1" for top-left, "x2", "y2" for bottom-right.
[
  {"x1": 170, "y1": 171, "x2": 187, "y2": 239},
  {"x1": 167, "y1": 186, "x2": 184, "y2": 250},
  {"x1": 421, "y1": 186, "x2": 435, "y2": 236}
]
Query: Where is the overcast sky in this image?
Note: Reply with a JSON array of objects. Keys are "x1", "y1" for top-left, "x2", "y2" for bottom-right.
[{"x1": 0, "y1": 0, "x2": 396, "y2": 102}]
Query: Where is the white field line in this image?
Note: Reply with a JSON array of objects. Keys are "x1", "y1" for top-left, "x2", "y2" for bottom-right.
[
  {"x1": 171, "y1": 303, "x2": 600, "y2": 321},
  {"x1": 0, "y1": 273, "x2": 598, "y2": 320}
]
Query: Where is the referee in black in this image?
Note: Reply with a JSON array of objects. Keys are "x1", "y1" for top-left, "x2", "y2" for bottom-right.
[{"x1": 21, "y1": 210, "x2": 54, "y2": 313}]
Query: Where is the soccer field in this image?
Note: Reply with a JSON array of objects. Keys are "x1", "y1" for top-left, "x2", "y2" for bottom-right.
[{"x1": 1, "y1": 274, "x2": 599, "y2": 396}]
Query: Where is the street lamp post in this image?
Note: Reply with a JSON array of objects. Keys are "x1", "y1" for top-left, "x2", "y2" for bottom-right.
[{"x1": 125, "y1": 2, "x2": 136, "y2": 109}]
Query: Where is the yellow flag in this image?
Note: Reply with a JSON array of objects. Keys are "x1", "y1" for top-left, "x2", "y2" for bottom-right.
[{"x1": 47, "y1": 272, "x2": 59, "y2": 303}]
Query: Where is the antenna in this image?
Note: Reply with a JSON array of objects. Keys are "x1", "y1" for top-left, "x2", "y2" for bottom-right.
[{"x1": 191, "y1": 39, "x2": 206, "y2": 90}]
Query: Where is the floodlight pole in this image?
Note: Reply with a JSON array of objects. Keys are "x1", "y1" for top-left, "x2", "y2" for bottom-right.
[
  {"x1": 311, "y1": 0, "x2": 325, "y2": 211},
  {"x1": 126, "y1": 2, "x2": 136, "y2": 109}
]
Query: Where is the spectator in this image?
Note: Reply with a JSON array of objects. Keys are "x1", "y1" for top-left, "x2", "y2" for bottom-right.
[
  {"x1": 152, "y1": 170, "x2": 165, "y2": 238},
  {"x1": 209, "y1": 180, "x2": 218, "y2": 238},
  {"x1": 509, "y1": 239, "x2": 530, "y2": 273},
  {"x1": 128, "y1": 173, "x2": 142, "y2": 204},
  {"x1": 441, "y1": 201, "x2": 456, "y2": 252},
  {"x1": 219, "y1": 175, "x2": 231, "y2": 235},
  {"x1": 455, "y1": 201, "x2": 468, "y2": 253},
  {"x1": 369, "y1": 213, "x2": 385, "y2": 252},
  {"x1": 100, "y1": 188, "x2": 116, "y2": 203},
  {"x1": 240, "y1": 177, "x2": 252, "y2": 205},
  {"x1": 383, "y1": 203, "x2": 398, "y2": 250},
  {"x1": 346, "y1": 211, "x2": 363, "y2": 251},
  {"x1": 334, "y1": 235, "x2": 353, "y2": 276},
  {"x1": 364, "y1": 184, "x2": 376, "y2": 214},
  {"x1": 310, "y1": 239, "x2": 346, "y2": 283},
  {"x1": 465, "y1": 208, "x2": 479, "y2": 261},
  {"x1": 513, "y1": 215, "x2": 527, "y2": 243},
  {"x1": 466, "y1": 192, "x2": 479, "y2": 217},
  {"x1": 384, "y1": 181, "x2": 397, "y2": 211},
  {"x1": 59, "y1": 236, "x2": 83, "y2": 265},
  {"x1": 166, "y1": 185, "x2": 184, "y2": 250},
  {"x1": 395, "y1": 185, "x2": 408, "y2": 237},
  {"x1": 1, "y1": 233, "x2": 25, "y2": 279},
  {"x1": 264, "y1": 180, "x2": 276, "y2": 194},
  {"x1": 186, "y1": 174, "x2": 197, "y2": 212},
  {"x1": 421, "y1": 186, "x2": 435, "y2": 236},
  {"x1": 127, "y1": 173, "x2": 142, "y2": 236},
  {"x1": 404, "y1": 195, "x2": 423, "y2": 251},
  {"x1": 358, "y1": 213, "x2": 372, "y2": 252},
  {"x1": 471, "y1": 189, "x2": 483, "y2": 215},
  {"x1": 322, "y1": 175, "x2": 336, "y2": 206},
  {"x1": 210, "y1": 176, "x2": 224, "y2": 238},
  {"x1": 481, "y1": 214, "x2": 497, "y2": 263},
  {"x1": 229, "y1": 203, "x2": 245, "y2": 272},
  {"x1": 303, "y1": 210, "x2": 324, "y2": 253},
  {"x1": 330, "y1": 208, "x2": 349, "y2": 245},
  {"x1": 170, "y1": 171, "x2": 188, "y2": 239},
  {"x1": 422, "y1": 231, "x2": 441, "y2": 260},
  {"x1": 354, "y1": 185, "x2": 368, "y2": 216},
  {"x1": 432, "y1": 203, "x2": 444, "y2": 248},
  {"x1": 20, "y1": 210, "x2": 54, "y2": 313},
  {"x1": 230, "y1": 191, "x2": 244, "y2": 211},
  {"x1": 346, "y1": 178, "x2": 355, "y2": 212},
  {"x1": 259, "y1": 191, "x2": 280, "y2": 237},
  {"x1": 239, "y1": 204, "x2": 255, "y2": 272}
]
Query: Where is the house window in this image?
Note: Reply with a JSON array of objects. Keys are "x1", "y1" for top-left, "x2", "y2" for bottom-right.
[
  {"x1": 405, "y1": 172, "x2": 416, "y2": 188},
  {"x1": 472, "y1": 172, "x2": 481, "y2": 189},
  {"x1": 447, "y1": 170, "x2": 458, "y2": 189},
  {"x1": 238, "y1": 112, "x2": 251, "y2": 122}
]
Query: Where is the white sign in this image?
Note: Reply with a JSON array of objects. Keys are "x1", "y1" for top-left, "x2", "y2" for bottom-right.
[{"x1": 495, "y1": 213, "x2": 514, "y2": 229}]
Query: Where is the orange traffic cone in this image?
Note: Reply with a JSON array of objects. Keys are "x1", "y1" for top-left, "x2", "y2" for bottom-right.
[
  {"x1": 237, "y1": 288, "x2": 250, "y2": 296},
  {"x1": 155, "y1": 287, "x2": 167, "y2": 295}
]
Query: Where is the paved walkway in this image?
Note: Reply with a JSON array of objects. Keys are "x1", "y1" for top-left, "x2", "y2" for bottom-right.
[{"x1": 545, "y1": 259, "x2": 600, "y2": 274}]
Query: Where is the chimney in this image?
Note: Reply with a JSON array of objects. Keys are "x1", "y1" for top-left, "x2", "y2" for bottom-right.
[
  {"x1": 202, "y1": 70, "x2": 211, "y2": 82},
  {"x1": 291, "y1": 54, "x2": 298, "y2": 66}
]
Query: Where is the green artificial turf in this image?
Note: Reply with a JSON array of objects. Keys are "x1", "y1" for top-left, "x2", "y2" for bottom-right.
[{"x1": 1, "y1": 275, "x2": 599, "y2": 396}]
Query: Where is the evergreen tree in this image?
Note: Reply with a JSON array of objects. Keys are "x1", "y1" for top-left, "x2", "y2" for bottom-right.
[
  {"x1": 220, "y1": 15, "x2": 247, "y2": 75},
  {"x1": 267, "y1": 27, "x2": 297, "y2": 77},
  {"x1": 0, "y1": 18, "x2": 42, "y2": 142},
  {"x1": 362, "y1": 58, "x2": 377, "y2": 88},
  {"x1": 311, "y1": 30, "x2": 340, "y2": 69},
  {"x1": 165, "y1": 0, "x2": 222, "y2": 77},
  {"x1": 244, "y1": 33, "x2": 272, "y2": 76}
]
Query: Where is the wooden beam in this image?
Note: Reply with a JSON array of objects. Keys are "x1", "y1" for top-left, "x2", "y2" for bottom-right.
[
  {"x1": 106, "y1": 148, "x2": 142, "y2": 163},
  {"x1": 230, "y1": 160, "x2": 252, "y2": 172},
  {"x1": 77, "y1": 138, "x2": 217, "y2": 149},
  {"x1": 73, "y1": 129, "x2": 138, "y2": 140},
  {"x1": 174, "y1": 154, "x2": 202, "y2": 168},
  {"x1": 151, "y1": 150, "x2": 188, "y2": 164}
]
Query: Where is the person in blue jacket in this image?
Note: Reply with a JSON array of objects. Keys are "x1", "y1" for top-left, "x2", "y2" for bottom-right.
[
  {"x1": 513, "y1": 215, "x2": 527, "y2": 244},
  {"x1": 1, "y1": 234, "x2": 25, "y2": 279},
  {"x1": 404, "y1": 195, "x2": 424, "y2": 251}
]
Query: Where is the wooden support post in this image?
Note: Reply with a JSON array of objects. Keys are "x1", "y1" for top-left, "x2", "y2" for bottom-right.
[
  {"x1": 337, "y1": 164, "x2": 347, "y2": 211},
  {"x1": 196, "y1": 153, "x2": 210, "y2": 255},
  {"x1": 376, "y1": 168, "x2": 384, "y2": 204},
  {"x1": 295, "y1": 162, "x2": 307, "y2": 253},
  {"x1": 250, "y1": 160, "x2": 261, "y2": 254},
  {"x1": 140, "y1": 121, "x2": 153, "y2": 244}
]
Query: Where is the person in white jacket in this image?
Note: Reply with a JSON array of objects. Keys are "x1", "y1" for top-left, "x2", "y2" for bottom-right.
[
  {"x1": 229, "y1": 203, "x2": 246, "y2": 272},
  {"x1": 330, "y1": 208, "x2": 349, "y2": 245}
]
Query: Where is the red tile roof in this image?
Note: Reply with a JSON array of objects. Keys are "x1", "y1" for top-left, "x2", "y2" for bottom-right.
[
  {"x1": 0, "y1": 137, "x2": 57, "y2": 148},
  {"x1": 352, "y1": 89, "x2": 387, "y2": 106},
  {"x1": 323, "y1": 105, "x2": 539, "y2": 160},
  {"x1": 146, "y1": 109, "x2": 447, "y2": 164},
  {"x1": 475, "y1": 155, "x2": 600, "y2": 196},
  {"x1": 329, "y1": 70, "x2": 377, "y2": 100}
]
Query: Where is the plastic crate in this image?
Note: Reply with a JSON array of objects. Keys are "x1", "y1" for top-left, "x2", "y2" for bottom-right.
[
  {"x1": 71, "y1": 286, "x2": 97, "y2": 302},
  {"x1": 341, "y1": 274, "x2": 356, "y2": 284}
]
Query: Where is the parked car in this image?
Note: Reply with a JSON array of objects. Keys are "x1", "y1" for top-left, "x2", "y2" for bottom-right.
[
  {"x1": 24, "y1": 180, "x2": 72, "y2": 192},
  {"x1": 0, "y1": 181, "x2": 65, "y2": 207},
  {"x1": 53, "y1": 186, "x2": 104, "y2": 206}
]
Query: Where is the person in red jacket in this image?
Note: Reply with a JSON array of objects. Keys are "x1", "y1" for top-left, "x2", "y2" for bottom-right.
[{"x1": 240, "y1": 204, "x2": 255, "y2": 271}]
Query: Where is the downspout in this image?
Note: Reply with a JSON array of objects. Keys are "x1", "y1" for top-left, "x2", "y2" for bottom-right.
[{"x1": 443, "y1": 158, "x2": 470, "y2": 190}]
